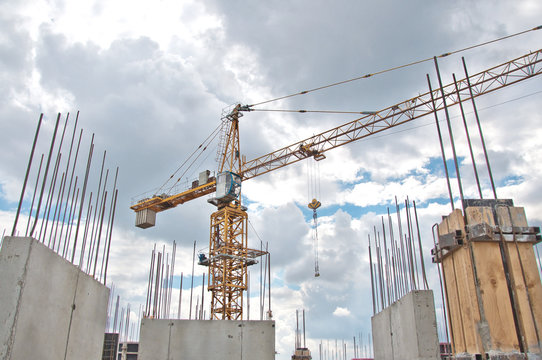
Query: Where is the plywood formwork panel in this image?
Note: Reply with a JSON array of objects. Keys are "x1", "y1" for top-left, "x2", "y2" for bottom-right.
[
  {"x1": 451, "y1": 246, "x2": 483, "y2": 354},
  {"x1": 472, "y1": 241, "x2": 520, "y2": 352}
]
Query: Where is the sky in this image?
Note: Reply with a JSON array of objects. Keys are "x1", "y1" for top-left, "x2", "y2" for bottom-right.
[{"x1": 1, "y1": 0, "x2": 542, "y2": 358}]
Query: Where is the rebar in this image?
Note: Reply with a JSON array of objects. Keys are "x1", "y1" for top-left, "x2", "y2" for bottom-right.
[{"x1": 12, "y1": 114, "x2": 43, "y2": 237}]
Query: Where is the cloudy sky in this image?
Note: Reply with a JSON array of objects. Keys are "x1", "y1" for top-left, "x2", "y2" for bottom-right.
[{"x1": 1, "y1": 0, "x2": 542, "y2": 358}]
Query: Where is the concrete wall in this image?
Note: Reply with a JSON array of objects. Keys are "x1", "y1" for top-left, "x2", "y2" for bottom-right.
[
  {"x1": 139, "y1": 319, "x2": 275, "y2": 360},
  {"x1": 0, "y1": 236, "x2": 109, "y2": 360},
  {"x1": 372, "y1": 290, "x2": 439, "y2": 360}
]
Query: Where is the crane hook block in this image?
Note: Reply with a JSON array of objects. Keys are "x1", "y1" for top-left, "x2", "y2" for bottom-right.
[{"x1": 308, "y1": 198, "x2": 321, "y2": 210}]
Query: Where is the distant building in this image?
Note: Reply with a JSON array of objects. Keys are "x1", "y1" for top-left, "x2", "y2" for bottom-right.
[
  {"x1": 292, "y1": 347, "x2": 311, "y2": 359},
  {"x1": 118, "y1": 341, "x2": 139, "y2": 360},
  {"x1": 439, "y1": 342, "x2": 452, "y2": 359},
  {"x1": 102, "y1": 333, "x2": 119, "y2": 360}
]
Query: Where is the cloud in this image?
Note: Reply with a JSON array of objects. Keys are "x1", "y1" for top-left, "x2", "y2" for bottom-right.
[{"x1": 333, "y1": 306, "x2": 351, "y2": 318}]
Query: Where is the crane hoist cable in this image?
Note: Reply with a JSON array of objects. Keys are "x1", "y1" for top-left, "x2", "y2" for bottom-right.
[
  {"x1": 156, "y1": 121, "x2": 223, "y2": 195},
  {"x1": 308, "y1": 198, "x2": 321, "y2": 278},
  {"x1": 247, "y1": 25, "x2": 542, "y2": 108},
  {"x1": 307, "y1": 158, "x2": 321, "y2": 277}
]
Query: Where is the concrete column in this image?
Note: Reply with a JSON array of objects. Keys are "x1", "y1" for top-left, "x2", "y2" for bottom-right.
[
  {"x1": 0, "y1": 236, "x2": 109, "y2": 360},
  {"x1": 372, "y1": 290, "x2": 440, "y2": 360}
]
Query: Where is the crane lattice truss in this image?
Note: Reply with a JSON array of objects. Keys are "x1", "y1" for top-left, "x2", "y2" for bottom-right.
[
  {"x1": 131, "y1": 48, "x2": 542, "y2": 320},
  {"x1": 242, "y1": 50, "x2": 542, "y2": 179},
  {"x1": 208, "y1": 204, "x2": 247, "y2": 319}
]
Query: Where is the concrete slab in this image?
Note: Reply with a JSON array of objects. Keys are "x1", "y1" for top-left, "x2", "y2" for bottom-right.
[
  {"x1": 139, "y1": 319, "x2": 275, "y2": 360},
  {"x1": 0, "y1": 236, "x2": 109, "y2": 360},
  {"x1": 372, "y1": 290, "x2": 439, "y2": 360}
]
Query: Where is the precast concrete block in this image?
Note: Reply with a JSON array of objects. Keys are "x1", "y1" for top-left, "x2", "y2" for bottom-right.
[
  {"x1": 0, "y1": 236, "x2": 109, "y2": 360},
  {"x1": 139, "y1": 319, "x2": 275, "y2": 360},
  {"x1": 372, "y1": 290, "x2": 439, "y2": 360}
]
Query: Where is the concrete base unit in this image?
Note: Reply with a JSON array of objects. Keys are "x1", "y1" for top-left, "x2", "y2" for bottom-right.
[
  {"x1": 0, "y1": 236, "x2": 110, "y2": 360},
  {"x1": 372, "y1": 290, "x2": 440, "y2": 360},
  {"x1": 138, "y1": 319, "x2": 275, "y2": 360}
]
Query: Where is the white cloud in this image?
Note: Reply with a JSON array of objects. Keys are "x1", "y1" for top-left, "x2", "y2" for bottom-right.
[{"x1": 333, "y1": 306, "x2": 351, "y2": 317}]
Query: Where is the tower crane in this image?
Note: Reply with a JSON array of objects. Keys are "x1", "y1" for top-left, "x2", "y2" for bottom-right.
[{"x1": 131, "y1": 49, "x2": 542, "y2": 320}]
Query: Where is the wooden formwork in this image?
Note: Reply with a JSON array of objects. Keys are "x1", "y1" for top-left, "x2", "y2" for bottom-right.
[{"x1": 434, "y1": 200, "x2": 542, "y2": 358}]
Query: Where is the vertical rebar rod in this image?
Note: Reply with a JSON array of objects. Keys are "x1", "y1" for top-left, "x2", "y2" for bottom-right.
[
  {"x1": 40, "y1": 153, "x2": 62, "y2": 242},
  {"x1": 390, "y1": 241, "x2": 401, "y2": 301},
  {"x1": 395, "y1": 198, "x2": 409, "y2": 292},
  {"x1": 52, "y1": 112, "x2": 79, "y2": 252},
  {"x1": 92, "y1": 191, "x2": 108, "y2": 277},
  {"x1": 30, "y1": 113, "x2": 61, "y2": 237},
  {"x1": 453, "y1": 73, "x2": 483, "y2": 198},
  {"x1": 49, "y1": 172, "x2": 66, "y2": 249},
  {"x1": 413, "y1": 201, "x2": 429, "y2": 290},
  {"x1": 295, "y1": 310, "x2": 300, "y2": 349},
  {"x1": 259, "y1": 240, "x2": 263, "y2": 320},
  {"x1": 41, "y1": 113, "x2": 70, "y2": 243},
  {"x1": 375, "y1": 228, "x2": 385, "y2": 308},
  {"x1": 153, "y1": 252, "x2": 161, "y2": 318},
  {"x1": 112, "y1": 295, "x2": 120, "y2": 333},
  {"x1": 535, "y1": 245, "x2": 542, "y2": 275},
  {"x1": 405, "y1": 199, "x2": 419, "y2": 289},
  {"x1": 44, "y1": 112, "x2": 70, "y2": 246},
  {"x1": 387, "y1": 209, "x2": 399, "y2": 300},
  {"x1": 103, "y1": 188, "x2": 118, "y2": 285},
  {"x1": 432, "y1": 223, "x2": 452, "y2": 353},
  {"x1": 145, "y1": 246, "x2": 156, "y2": 317},
  {"x1": 169, "y1": 241, "x2": 177, "y2": 318},
  {"x1": 25, "y1": 154, "x2": 44, "y2": 236},
  {"x1": 163, "y1": 255, "x2": 169, "y2": 318},
  {"x1": 381, "y1": 217, "x2": 391, "y2": 304},
  {"x1": 462, "y1": 57, "x2": 497, "y2": 199},
  {"x1": 100, "y1": 167, "x2": 119, "y2": 282},
  {"x1": 57, "y1": 129, "x2": 83, "y2": 253},
  {"x1": 394, "y1": 241, "x2": 403, "y2": 298},
  {"x1": 268, "y1": 252, "x2": 272, "y2": 318},
  {"x1": 71, "y1": 134, "x2": 94, "y2": 264},
  {"x1": 79, "y1": 193, "x2": 93, "y2": 269},
  {"x1": 303, "y1": 309, "x2": 306, "y2": 348},
  {"x1": 262, "y1": 243, "x2": 269, "y2": 320},
  {"x1": 158, "y1": 246, "x2": 165, "y2": 318},
  {"x1": 368, "y1": 234, "x2": 376, "y2": 314},
  {"x1": 180, "y1": 275, "x2": 187, "y2": 308},
  {"x1": 434, "y1": 57, "x2": 465, "y2": 209},
  {"x1": 189, "y1": 240, "x2": 196, "y2": 320},
  {"x1": 247, "y1": 271, "x2": 250, "y2": 320},
  {"x1": 88, "y1": 152, "x2": 107, "y2": 271},
  {"x1": 426, "y1": 75, "x2": 454, "y2": 210},
  {"x1": 201, "y1": 272, "x2": 205, "y2": 320},
  {"x1": 373, "y1": 263, "x2": 380, "y2": 312},
  {"x1": 63, "y1": 185, "x2": 79, "y2": 258},
  {"x1": 12, "y1": 114, "x2": 43, "y2": 237}
]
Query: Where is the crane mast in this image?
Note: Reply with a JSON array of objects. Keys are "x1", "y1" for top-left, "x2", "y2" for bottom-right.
[
  {"x1": 131, "y1": 48, "x2": 542, "y2": 320},
  {"x1": 206, "y1": 105, "x2": 263, "y2": 320}
]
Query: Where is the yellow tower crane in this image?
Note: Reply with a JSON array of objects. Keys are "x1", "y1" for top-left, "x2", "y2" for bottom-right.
[{"x1": 130, "y1": 49, "x2": 542, "y2": 320}]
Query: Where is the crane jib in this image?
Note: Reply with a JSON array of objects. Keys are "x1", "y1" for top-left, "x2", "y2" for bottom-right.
[{"x1": 132, "y1": 48, "x2": 542, "y2": 213}]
